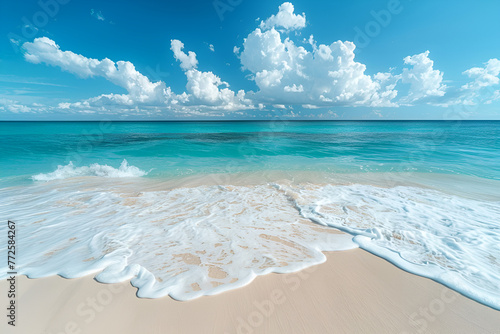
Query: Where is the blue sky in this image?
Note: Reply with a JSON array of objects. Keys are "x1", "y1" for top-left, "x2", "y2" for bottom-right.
[{"x1": 1, "y1": 0, "x2": 500, "y2": 120}]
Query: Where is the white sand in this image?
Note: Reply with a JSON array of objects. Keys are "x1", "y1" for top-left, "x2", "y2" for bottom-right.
[{"x1": 2, "y1": 249, "x2": 499, "y2": 334}]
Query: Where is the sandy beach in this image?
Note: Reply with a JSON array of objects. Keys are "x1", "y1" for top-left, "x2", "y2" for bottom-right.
[
  {"x1": 2, "y1": 249, "x2": 499, "y2": 334},
  {"x1": 3, "y1": 0, "x2": 500, "y2": 332}
]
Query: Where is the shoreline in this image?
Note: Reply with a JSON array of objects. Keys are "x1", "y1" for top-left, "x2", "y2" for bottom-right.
[{"x1": 2, "y1": 249, "x2": 499, "y2": 334}]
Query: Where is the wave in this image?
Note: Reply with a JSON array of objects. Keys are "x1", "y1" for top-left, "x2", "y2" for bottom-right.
[
  {"x1": 0, "y1": 181, "x2": 357, "y2": 300},
  {"x1": 280, "y1": 183, "x2": 500, "y2": 310},
  {"x1": 31, "y1": 160, "x2": 147, "y2": 181},
  {"x1": 0, "y1": 179, "x2": 499, "y2": 309}
]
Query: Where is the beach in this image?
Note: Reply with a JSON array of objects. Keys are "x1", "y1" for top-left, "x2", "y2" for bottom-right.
[
  {"x1": 2, "y1": 249, "x2": 500, "y2": 334},
  {"x1": 3, "y1": 0, "x2": 500, "y2": 330},
  {"x1": 1, "y1": 121, "x2": 500, "y2": 332}
]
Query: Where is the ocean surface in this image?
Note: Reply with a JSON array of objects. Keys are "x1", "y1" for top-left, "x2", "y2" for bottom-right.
[{"x1": 0, "y1": 121, "x2": 499, "y2": 308}]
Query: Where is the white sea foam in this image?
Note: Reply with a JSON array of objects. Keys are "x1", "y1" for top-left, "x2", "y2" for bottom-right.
[
  {"x1": 281, "y1": 183, "x2": 500, "y2": 310},
  {"x1": 1, "y1": 176, "x2": 499, "y2": 309},
  {"x1": 0, "y1": 179, "x2": 356, "y2": 300},
  {"x1": 31, "y1": 160, "x2": 147, "y2": 181}
]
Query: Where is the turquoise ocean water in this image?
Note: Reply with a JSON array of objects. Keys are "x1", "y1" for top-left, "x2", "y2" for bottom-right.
[
  {"x1": 0, "y1": 121, "x2": 499, "y2": 182},
  {"x1": 0, "y1": 121, "x2": 499, "y2": 307}
]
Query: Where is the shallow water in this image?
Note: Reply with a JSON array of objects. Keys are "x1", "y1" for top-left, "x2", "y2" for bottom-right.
[{"x1": 0, "y1": 121, "x2": 499, "y2": 308}]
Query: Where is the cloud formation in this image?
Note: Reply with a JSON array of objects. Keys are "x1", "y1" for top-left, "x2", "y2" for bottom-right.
[
  {"x1": 90, "y1": 9, "x2": 105, "y2": 21},
  {"x1": 260, "y1": 2, "x2": 306, "y2": 31},
  {"x1": 22, "y1": 37, "x2": 251, "y2": 114},
  {"x1": 452, "y1": 58, "x2": 500, "y2": 106},
  {"x1": 0, "y1": 98, "x2": 33, "y2": 113},
  {"x1": 23, "y1": 37, "x2": 170, "y2": 104},
  {"x1": 12, "y1": 2, "x2": 500, "y2": 117},
  {"x1": 170, "y1": 39, "x2": 251, "y2": 109},
  {"x1": 239, "y1": 28, "x2": 398, "y2": 107},
  {"x1": 171, "y1": 39, "x2": 198, "y2": 71},
  {"x1": 462, "y1": 59, "x2": 500, "y2": 90},
  {"x1": 400, "y1": 50, "x2": 446, "y2": 103}
]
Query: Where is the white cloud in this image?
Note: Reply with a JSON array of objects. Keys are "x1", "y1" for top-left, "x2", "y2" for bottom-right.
[
  {"x1": 284, "y1": 84, "x2": 303, "y2": 92},
  {"x1": 24, "y1": 37, "x2": 96, "y2": 78},
  {"x1": 186, "y1": 70, "x2": 227, "y2": 103},
  {"x1": 0, "y1": 98, "x2": 34, "y2": 113},
  {"x1": 255, "y1": 69, "x2": 283, "y2": 88},
  {"x1": 22, "y1": 37, "x2": 252, "y2": 114},
  {"x1": 260, "y1": 2, "x2": 306, "y2": 31},
  {"x1": 16, "y1": 2, "x2": 499, "y2": 117},
  {"x1": 485, "y1": 90, "x2": 500, "y2": 104},
  {"x1": 445, "y1": 59, "x2": 500, "y2": 106},
  {"x1": 173, "y1": 41, "x2": 252, "y2": 109},
  {"x1": 90, "y1": 9, "x2": 105, "y2": 21},
  {"x1": 462, "y1": 59, "x2": 500, "y2": 90},
  {"x1": 170, "y1": 39, "x2": 198, "y2": 71},
  {"x1": 238, "y1": 5, "x2": 452, "y2": 109},
  {"x1": 239, "y1": 26, "x2": 398, "y2": 107},
  {"x1": 23, "y1": 37, "x2": 168, "y2": 104},
  {"x1": 400, "y1": 50, "x2": 446, "y2": 103},
  {"x1": 273, "y1": 104, "x2": 287, "y2": 109}
]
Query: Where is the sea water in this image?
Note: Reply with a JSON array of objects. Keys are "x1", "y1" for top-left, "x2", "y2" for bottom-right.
[{"x1": 0, "y1": 121, "x2": 499, "y2": 308}]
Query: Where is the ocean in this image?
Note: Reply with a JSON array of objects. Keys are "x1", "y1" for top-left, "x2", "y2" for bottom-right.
[{"x1": 0, "y1": 121, "x2": 499, "y2": 309}]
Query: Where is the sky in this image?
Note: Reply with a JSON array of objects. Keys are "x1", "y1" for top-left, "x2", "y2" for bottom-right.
[{"x1": 1, "y1": 0, "x2": 500, "y2": 120}]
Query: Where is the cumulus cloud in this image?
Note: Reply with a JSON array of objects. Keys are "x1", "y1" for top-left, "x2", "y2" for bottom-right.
[
  {"x1": 446, "y1": 58, "x2": 500, "y2": 106},
  {"x1": 15, "y1": 2, "x2": 500, "y2": 117},
  {"x1": 284, "y1": 84, "x2": 304, "y2": 92},
  {"x1": 185, "y1": 69, "x2": 250, "y2": 109},
  {"x1": 22, "y1": 37, "x2": 251, "y2": 114},
  {"x1": 236, "y1": 3, "x2": 456, "y2": 108},
  {"x1": 170, "y1": 39, "x2": 198, "y2": 71},
  {"x1": 400, "y1": 51, "x2": 446, "y2": 103},
  {"x1": 170, "y1": 40, "x2": 251, "y2": 109},
  {"x1": 239, "y1": 26, "x2": 398, "y2": 107},
  {"x1": 462, "y1": 59, "x2": 500, "y2": 90},
  {"x1": 23, "y1": 37, "x2": 169, "y2": 104},
  {"x1": 260, "y1": 2, "x2": 306, "y2": 31}
]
